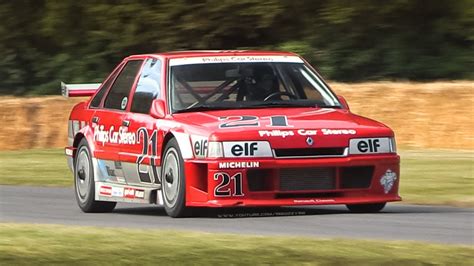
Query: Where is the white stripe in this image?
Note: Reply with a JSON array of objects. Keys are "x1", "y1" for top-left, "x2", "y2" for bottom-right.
[
  {"x1": 172, "y1": 132, "x2": 194, "y2": 159},
  {"x1": 169, "y1": 56, "x2": 303, "y2": 66}
]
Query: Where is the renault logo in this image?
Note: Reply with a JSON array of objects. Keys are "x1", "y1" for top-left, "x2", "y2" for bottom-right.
[{"x1": 306, "y1": 137, "x2": 314, "y2": 146}]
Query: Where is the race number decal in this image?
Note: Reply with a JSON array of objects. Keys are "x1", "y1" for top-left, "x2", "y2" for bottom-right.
[
  {"x1": 219, "y1": 115, "x2": 292, "y2": 128},
  {"x1": 136, "y1": 128, "x2": 160, "y2": 184},
  {"x1": 219, "y1": 116, "x2": 259, "y2": 128},
  {"x1": 213, "y1": 172, "x2": 244, "y2": 197}
]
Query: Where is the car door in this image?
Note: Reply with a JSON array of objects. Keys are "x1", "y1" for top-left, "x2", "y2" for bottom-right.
[
  {"x1": 92, "y1": 59, "x2": 144, "y2": 184},
  {"x1": 120, "y1": 58, "x2": 164, "y2": 187}
]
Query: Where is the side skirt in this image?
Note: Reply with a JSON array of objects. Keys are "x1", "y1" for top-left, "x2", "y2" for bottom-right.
[{"x1": 95, "y1": 181, "x2": 164, "y2": 205}]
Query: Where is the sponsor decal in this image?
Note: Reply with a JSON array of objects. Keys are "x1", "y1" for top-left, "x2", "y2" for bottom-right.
[
  {"x1": 297, "y1": 129, "x2": 317, "y2": 136},
  {"x1": 134, "y1": 189, "x2": 145, "y2": 199},
  {"x1": 111, "y1": 187, "x2": 124, "y2": 197},
  {"x1": 259, "y1": 130, "x2": 294, "y2": 138},
  {"x1": 192, "y1": 136, "x2": 208, "y2": 158},
  {"x1": 124, "y1": 187, "x2": 135, "y2": 198},
  {"x1": 260, "y1": 129, "x2": 353, "y2": 138},
  {"x1": 99, "y1": 185, "x2": 112, "y2": 196},
  {"x1": 218, "y1": 161, "x2": 260, "y2": 169},
  {"x1": 231, "y1": 142, "x2": 257, "y2": 156},
  {"x1": 93, "y1": 124, "x2": 137, "y2": 146},
  {"x1": 380, "y1": 169, "x2": 397, "y2": 194},
  {"x1": 169, "y1": 56, "x2": 303, "y2": 66},
  {"x1": 124, "y1": 187, "x2": 146, "y2": 199},
  {"x1": 222, "y1": 141, "x2": 272, "y2": 158},
  {"x1": 349, "y1": 138, "x2": 391, "y2": 154},
  {"x1": 321, "y1": 129, "x2": 356, "y2": 135}
]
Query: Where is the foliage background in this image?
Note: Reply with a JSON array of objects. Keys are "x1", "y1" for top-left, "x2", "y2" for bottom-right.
[{"x1": 0, "y1": 0, "x2": 473, "y2": 95}]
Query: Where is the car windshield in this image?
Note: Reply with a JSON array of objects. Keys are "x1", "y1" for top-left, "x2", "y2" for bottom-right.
[{"x1": 169, "y1": 58, "x2": 341, "y2": 113}]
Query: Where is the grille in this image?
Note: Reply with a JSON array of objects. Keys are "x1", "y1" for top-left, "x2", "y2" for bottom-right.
[
  {"x1": 247, "y1": 169, "x2": 273, "y2": 192},
  {"x1": 340, "y1": 166, "x2": 374, "y2": 189},
  {"x1": 279, "y1": 167, "x2": 336, "y2": 191},
  {"x1": 274, "y1": 148, "x2": 346, "y2": 158}
]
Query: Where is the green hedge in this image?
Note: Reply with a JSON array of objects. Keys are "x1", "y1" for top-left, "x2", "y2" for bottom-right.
[{"x1": 1, "y1": 0, "x2": 472, "y2": 95}]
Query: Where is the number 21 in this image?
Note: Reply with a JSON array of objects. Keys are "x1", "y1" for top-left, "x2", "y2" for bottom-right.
[{"x1": 213, "y1": 172, "x2": 244, "y2": 197}]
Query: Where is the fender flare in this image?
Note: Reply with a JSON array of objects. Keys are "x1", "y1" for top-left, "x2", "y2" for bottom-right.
[{"x1": 166, "y1": 130, "x2": 194, "y2": 159}]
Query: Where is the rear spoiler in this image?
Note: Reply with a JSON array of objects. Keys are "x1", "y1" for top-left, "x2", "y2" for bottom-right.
[{"x1": 61, "y1": 82, "x2": 102, "y2": 98}]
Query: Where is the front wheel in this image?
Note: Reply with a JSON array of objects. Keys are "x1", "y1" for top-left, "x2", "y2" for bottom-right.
[
  {"x1": 161, "y1": 138, "x2": 188, "y2": 218},
  {"x1": 346, "y1": 203, "x2": 386, "y2": 213},
  {"x1": 74, "y1": 139, "x2": 116, "y2": 213}
]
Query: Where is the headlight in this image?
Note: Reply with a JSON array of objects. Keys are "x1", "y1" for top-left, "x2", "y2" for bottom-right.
[
  {"x1": 349, "y1": 137, "x2": 396, "y2": 154},
  {"x1": 389, "y1": 137, "x2": 397, "y2": 153},
  {"x1": 207, "y1": 141, "x2": 223, "y2": 158}
]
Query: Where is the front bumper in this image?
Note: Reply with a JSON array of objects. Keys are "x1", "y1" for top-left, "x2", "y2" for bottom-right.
[{"x1": 184, "y1": 154, "x2": 401, "y2": 207}]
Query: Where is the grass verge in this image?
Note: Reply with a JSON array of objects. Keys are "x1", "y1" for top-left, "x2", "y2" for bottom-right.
[
  {"x1": 0, "y1": 223, "x2": 472, "y2": 265},
  {"x1": 0, "y1": 149, "x2": 472, "y2": 206},
  {"x1": 0, "y1": 149, "x2": 71, "y2": 187},
  {"x1": 399, "y1": 150, "x2": 473, "y2": 207}
]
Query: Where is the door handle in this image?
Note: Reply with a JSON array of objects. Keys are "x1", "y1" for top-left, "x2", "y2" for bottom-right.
[
  {"x1": 122, "y1": 120, "x2": 130, "y2": 127},
  {"x1": 92, "y1": 116, "x2": 99, "y2": 123}
]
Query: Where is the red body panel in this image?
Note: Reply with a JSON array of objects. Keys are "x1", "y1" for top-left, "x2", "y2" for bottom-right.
[{"x1": 66, "y1": 50, "x2": 401, "y2": 208}]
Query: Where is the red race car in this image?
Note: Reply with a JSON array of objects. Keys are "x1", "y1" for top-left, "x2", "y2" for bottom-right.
[{"x1": 63, "y1": 50, "x2": 400, "y2": 217}]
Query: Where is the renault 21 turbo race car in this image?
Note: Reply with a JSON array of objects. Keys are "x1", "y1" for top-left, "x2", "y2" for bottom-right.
[{"x1": 63, "y1": 50, "x2": 400, "y2": 217}]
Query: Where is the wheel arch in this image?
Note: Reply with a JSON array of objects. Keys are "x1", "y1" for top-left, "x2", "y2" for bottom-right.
[
  {"x1": 73, "y1": 133, "x2": 86, "y2": 150},
  {"x1": 161, "y1": 130, "x2": 194, "y2": 161}
]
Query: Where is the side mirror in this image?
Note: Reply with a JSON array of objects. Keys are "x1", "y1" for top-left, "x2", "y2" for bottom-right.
[
  {"x1": 337, "y1": 95, "x2": 350, "y2": 111},
  {"x1": 150, "y1": 99, "x2": 166, "y2": 119}
]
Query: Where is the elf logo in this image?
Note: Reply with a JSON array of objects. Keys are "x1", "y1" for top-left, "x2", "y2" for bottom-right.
[
  {"x1": 193, "y1": 139, "x2": 208, "y2": 158},
  {"x1": 222, "y1": 141, "x2": 273, "y2": 158},
  {"x1": 231, "y1": 142, "x2": 258, "y2": 156},
  {"x1": 349, "y1": 138, "x2": 391, "y2": 154},
  {"x1": 357, "y1": 139, "x2": 380, "y2": 153}
]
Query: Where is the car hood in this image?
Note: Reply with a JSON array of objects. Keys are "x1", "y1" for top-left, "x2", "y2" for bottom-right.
[{"x1": 172, "y1": 107, "x2": 393, "y2": 148}]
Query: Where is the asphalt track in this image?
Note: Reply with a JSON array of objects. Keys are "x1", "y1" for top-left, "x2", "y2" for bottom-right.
[{"x1": 1, "y1": 185, "x2": 472, "y2": 245}]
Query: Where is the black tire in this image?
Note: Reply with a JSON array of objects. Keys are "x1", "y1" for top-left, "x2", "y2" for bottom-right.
[
  {"x1": 161, "y1": 138, "x2": 188, "y2": 217},
  {"x1": 74, "y1": 138, "x2": 116, "y2": 213},
  {"x1": 346, "y1": 203, "x2": 386, "y2": 213}
]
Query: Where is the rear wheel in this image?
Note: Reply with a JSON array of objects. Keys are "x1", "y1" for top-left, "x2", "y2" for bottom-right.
[
  {"x1": 74, "y1": 139, "x2": 116, "y2": 213},
  {"x1": 346, "y1": 203, "x2": 386, "y2": 213},
  {"x1": 161, "y1": 138, "x2": 188, "y2": 217}
]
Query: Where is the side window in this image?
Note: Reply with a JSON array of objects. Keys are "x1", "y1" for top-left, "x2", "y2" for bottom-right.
[
  {"x1": 103, "y1": 60, "x2": 143, "y2": 110},
  {"x1": 131, "y1": 58, "x2": 162, "y2": 114},
  {"x1": 90, "y1": 64, "x2": 122, "y2": 108}
]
